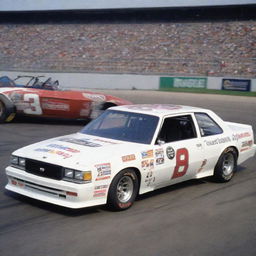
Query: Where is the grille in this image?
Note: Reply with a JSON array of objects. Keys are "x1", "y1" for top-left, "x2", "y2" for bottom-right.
[{"x1": 25, "y1": 159, "x2": 63, "y2": 180}]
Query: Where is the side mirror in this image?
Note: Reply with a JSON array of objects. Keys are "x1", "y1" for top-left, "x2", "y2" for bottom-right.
[{"x1": 157, "y1": 139, "x2": 165, "y2": 146}]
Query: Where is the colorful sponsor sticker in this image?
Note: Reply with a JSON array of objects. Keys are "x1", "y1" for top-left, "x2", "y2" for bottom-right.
[
  {"x1": 141, "y1": 150, "x2": 153, "y2": 159},
  {"x1": 155, "y1": 148, "x2": 164, "y2": 165},
  {"x1": 95, "y1": 163, "x2": 111, "y2": 181},
  {"x1": 34, "y1": 148, "x2": 72, "y2": 159},
  {"x1": 93, "y1": 185, "x2": 108, "y2": 197},
  {"x1": 122, "y1": 154, "x2": 136, "y2": 162},
  {"x1": 141, "y1": 159, "x2": 154, "y2": 170}
]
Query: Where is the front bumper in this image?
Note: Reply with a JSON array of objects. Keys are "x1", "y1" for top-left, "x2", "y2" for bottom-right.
[{"x1": 5, "y1": 166, "x2": 107, "y2": 209}]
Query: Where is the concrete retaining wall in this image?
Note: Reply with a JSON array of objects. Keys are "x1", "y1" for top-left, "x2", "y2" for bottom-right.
[{"x1": 0, "y1": 70, "x2": 255, "y2": 92}]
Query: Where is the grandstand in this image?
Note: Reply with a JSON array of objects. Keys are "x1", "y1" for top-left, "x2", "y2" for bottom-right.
[{"x1": 0, "y1": 1, "x2": 255, "y2": 77}]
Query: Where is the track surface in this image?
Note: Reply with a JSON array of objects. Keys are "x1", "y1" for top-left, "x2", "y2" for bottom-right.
[{"x1": 0, "y1": 91, "x2": 255, "y2": 256}]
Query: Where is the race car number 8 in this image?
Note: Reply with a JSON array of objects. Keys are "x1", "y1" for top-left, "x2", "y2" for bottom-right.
[
  {"x1": 23, "y1": 94, "x2": 42, "y2": 115},
  {"x1": 171, "y1": 148, "x2": 189, "y2": 179}
]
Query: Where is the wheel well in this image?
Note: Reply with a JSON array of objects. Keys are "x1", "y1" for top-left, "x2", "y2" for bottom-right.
[
  {"x1": 119, "y1": 167, "x2": 141, "y2": 191},
  {"x1": 225, "y1": 146, "x2": 239, "y2": 159}
]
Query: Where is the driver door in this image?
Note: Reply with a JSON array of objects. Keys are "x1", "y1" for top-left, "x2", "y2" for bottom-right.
[{"x1": 153, "y1": 114, "x2": 204, "y2": 188}]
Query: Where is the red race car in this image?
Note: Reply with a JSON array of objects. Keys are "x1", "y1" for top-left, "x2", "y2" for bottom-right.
[{"x1": 0, "y1": 75, "x2": 132, "y2": 123}]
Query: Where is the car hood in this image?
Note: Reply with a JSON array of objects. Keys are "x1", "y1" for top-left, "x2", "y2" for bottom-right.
[{"x1": 13, "y1": 133, "x2": 145, "y2": 169}]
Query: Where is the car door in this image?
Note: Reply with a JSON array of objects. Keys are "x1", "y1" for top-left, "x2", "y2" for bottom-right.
[
  {"x1": 193, "y1": 112, "x2": 227, "y2": 176},
  {"x1": 153, "y1": 114, "x2": 204, "y2": 188}
]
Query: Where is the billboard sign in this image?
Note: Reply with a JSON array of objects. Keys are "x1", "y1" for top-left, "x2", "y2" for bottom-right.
[
  {"x1": 222, "y1": 79, "x2": 251, "y2": 91},
  {"x1": 160, "y1": 77, "x2": 207, "y2": 89}
]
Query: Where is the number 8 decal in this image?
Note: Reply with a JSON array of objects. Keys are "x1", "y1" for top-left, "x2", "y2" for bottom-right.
[{"x1": 171, "y1": 148, "x2": 189, "y2": 179}]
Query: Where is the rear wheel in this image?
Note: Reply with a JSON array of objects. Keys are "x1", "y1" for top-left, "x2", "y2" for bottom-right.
[
  {"x1": 107, "y1": 169, "x2": 139, "y2": 211},
  {"x1": 213, "y1": 148, "x2": 237, "y2": 182}
]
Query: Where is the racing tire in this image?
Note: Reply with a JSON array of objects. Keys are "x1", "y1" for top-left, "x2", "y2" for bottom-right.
[
  {"x1": 213, "y1": 147, "x2": 237, "y2": 182},
  {"x1": 0, "y1": 95, "x2": 16, "y2": 123},
  {"x1": 107, "y1": 169, "x2": 139, "y2": 211}
]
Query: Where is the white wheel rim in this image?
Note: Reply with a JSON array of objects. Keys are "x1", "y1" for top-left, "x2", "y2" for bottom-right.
[
  {"x1": 222, "y1": 153, "x2": 234, "y2": 176},
  {"x1": 117, "y1": 176, "x2": 134, "y2": 203}
]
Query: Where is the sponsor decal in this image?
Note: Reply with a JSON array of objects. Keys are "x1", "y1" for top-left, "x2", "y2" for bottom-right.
[
  {"x1": 59, "y1": 137, "x2": 102, "y2": 147},
  {"x1": 41, "y1": 99, "x2": 70, "y2": 111},
  {"x1": 197, "y1": 159, "x2": 207, "y2": 173},
  {"x1": 240, "y1": 140, "x2": 253, "y2": 152},
  {"x1": 95, "y1": 163, "x2": 111, "y2": 181},
  {"x1": 122, "y1": 154, "x2": 136, "y2": 162},
  {"x1": 145, "y1": 171, "x2": 156, "y2": 186},
  {"x1": 204, "y1": 136, "x2": 231, "y2": 146},
  {"x1": 94, "y1": 138, "x2": 118, "y2": 145},
  {"x1": 141, "y1": 159, "x2": 154, "y2": 170},
  {"x1": 241, "y1": 140, "x2": 253, "y2": 148},
  {"x1": 232, "y1": 132, "x2": 251, "y2": 141},
  {"x1": 155, "y1": 148, "x2": 164, "y2": 165},
  {"x1": 34, "y1": 148, "x2": 72, "y2": 159},
  {"x1": 166, "y1": 147, "x2": 175, "y2": 160},
  {"x1": 141, "y1": 150, "x2": 153, "y2": 159},
  {"x1": 93, "y1": 185, "x2": 108, "y2": 197},
  {"x1": 128, "y1": 104, "x2": 182, "y2": 112},
  {"x1": 82, "y1": 93, "x2": 106, "y2": 102},
  {"x1": 47, "y1": 144, "x2": 80, "y2": 153}
]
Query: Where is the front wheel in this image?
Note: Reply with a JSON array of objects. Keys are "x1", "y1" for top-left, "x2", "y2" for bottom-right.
[
  {"x1": 213, "y1": 148, "x2": 237, "y2": 182},
  {"x1": 107, "y1": 169, "x2": 139, "y2": 211},
  {"x1": 0, "y1": 95, "x2": 16, "y2": 123}
]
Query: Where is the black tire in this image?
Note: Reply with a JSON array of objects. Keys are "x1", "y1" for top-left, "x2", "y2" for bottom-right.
[
  {"x1": 0, "y1": 96, "x2": 16, "y2": 123},
  {"x1": 0, "y1": 100, "x2": 15, "y2": 123},
  {"x1": 213, "y1": 147, "x2": 237, "y2": 182},
  {"x1": 107, "y1": 169, "x2": 139, "y2": 211}
]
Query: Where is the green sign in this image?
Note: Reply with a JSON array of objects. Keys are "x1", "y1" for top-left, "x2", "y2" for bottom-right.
[{"x1": 160, "y1": 77, "x2": 207, "y2": 89}]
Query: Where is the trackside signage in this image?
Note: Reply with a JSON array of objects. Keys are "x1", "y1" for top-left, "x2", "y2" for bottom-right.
[
  {"x1": 222, "y1": 79, "x2": 251, "y2": 92},
  {"x1": 160, "y1": 77, "x2": 207, "y2": 89}
]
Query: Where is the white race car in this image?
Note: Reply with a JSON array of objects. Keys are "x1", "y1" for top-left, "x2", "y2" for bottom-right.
[{"x1": 5, "y1": 104, "x2": 256, "y2": 210}]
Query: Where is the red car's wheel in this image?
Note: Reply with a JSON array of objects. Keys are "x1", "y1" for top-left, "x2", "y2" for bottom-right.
[{"x1": 0, "y1": 96, "x2": 16, "y2": 123}]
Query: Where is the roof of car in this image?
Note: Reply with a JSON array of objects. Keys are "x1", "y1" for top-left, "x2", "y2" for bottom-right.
[{"x1": 110, "y1": 104, "x2": 209, "y2": 117}]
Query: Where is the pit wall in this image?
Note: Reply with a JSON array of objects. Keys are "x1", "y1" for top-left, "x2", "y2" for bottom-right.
[{"x1": 0, "y1": 71, "x2": 255, "y2": 92}]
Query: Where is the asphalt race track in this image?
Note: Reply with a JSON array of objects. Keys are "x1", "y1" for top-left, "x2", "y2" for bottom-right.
[{"x1": 0, "y1": 90, "x2": 255, "y2": 256}]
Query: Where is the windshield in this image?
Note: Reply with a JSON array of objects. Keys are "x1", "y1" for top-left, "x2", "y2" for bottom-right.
[{"x1": 81, "y1": 110, "x2": 159, "y2": 144}]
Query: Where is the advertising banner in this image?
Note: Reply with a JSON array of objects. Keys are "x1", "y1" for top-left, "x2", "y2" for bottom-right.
[
  {"x1": 160, "y1": 77, "x2": 207, "y2": 89},
  {"x1": 222, "y1": 79, "x2": 251, "y2": 91}
]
